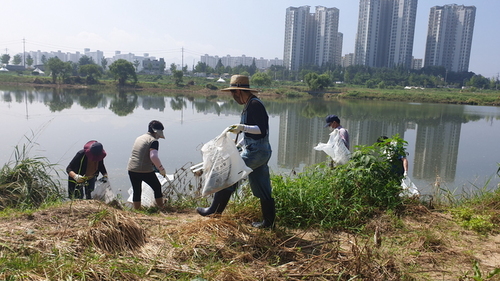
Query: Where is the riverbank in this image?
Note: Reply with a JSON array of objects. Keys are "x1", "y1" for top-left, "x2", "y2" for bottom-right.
[
  {"x1": 1, "y1": 199, "x2": 499, "y2": 280},
  {"x1": 1, "y1": 74, "x2": 499, "y2": 106}
]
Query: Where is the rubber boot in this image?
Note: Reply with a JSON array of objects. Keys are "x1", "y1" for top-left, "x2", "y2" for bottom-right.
[
  {"x1": 133, "y1": 201, "x2": 142, "y2": 210},
  {"x1": 196, "y1": 189, "x2": 233, "y2": 216},
  {"x1": 155, "y1": 197, "x2": 165, "y2": 211},
  {"x1": 252, "y1": 198, "x2": 276, "y2": 229}
]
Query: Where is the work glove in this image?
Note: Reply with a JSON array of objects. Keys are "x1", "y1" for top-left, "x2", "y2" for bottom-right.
[
  {"x1": 403, "y1": 171, "x2": 408, "y2": 178},
  {"x1": 73, "y1": 174, "x2": 86, "y2": 183},
  {"x1": 228, "y1": 124, "x2": 245, "y2": 134},
  {"x1": 159, "y1": 168, "x2": 166, "y2": 177}
]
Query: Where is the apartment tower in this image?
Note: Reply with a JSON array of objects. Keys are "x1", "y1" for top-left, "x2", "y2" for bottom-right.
[
  {"x1": 424, "y1": 4, "x2": 476, "y2": 72},
  {"x1": 354, "y1": 0, "x2": 418, "y2": 68},
  {"x1": 283, "y1": 6, "x2": 341, "y2": 71}
]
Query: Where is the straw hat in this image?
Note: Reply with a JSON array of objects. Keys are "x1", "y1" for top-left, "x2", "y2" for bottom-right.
[{"x1": 221, "y1": 75, "x2": 258, "y2": 92}]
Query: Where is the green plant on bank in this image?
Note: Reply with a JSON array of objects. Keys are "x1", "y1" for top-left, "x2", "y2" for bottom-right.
[
  {"x1": 448, "y1": 181, "x2": 500, "y2": 235},
  {"x1": 460, "y1": 260, "x2": 500, "y2": 281},
  {"x1": 270, "y1": 136, "x2": 406, "y2": 230},
  {"x1": 0, "y1": 139, "x2": 63, "y2": 210}
]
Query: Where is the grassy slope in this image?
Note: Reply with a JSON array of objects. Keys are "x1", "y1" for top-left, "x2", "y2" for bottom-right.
[{"x1": 0, "y1": 199, "x2": 499, "y2": 280}]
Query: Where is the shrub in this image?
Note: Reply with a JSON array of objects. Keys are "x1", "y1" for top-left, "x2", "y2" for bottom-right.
[
  {"x1": 272, "y1": 136, "x2": 406, "y2": 230},
  {"x1": 206, "y1": 83, "x2": 218, "y2": 90}
]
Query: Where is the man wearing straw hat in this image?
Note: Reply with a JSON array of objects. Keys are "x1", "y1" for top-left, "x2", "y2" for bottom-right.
[{"x1": 196, "y1": 75, "x2": 276, "y2": 229}]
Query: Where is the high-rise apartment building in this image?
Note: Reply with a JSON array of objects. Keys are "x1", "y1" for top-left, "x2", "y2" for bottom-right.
[
  {"x1": 283, "y1": 6, "x2": 341, "y2": 71},
  {"x1": 354, "y1": 0, "x2": 418, "y2": 68},
  {"x1": 424, "y1": 4, "x2": 476, "y2": 72}
]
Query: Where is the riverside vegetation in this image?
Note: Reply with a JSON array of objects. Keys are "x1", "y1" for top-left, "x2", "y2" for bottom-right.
[
  {"x1": 0, "y1": 70, "x2": 500, "y2": 106},
  {"x1": 1, "y1": 133, "x2": 500, "y2": 280}
]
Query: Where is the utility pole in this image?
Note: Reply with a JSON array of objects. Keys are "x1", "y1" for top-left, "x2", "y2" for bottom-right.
[
  {"x1": 23, "y1": 38, "x2": 26, "y2": 67},
  {"x1": 181, "y1": 47, "x2": 184, "y2": 72}
]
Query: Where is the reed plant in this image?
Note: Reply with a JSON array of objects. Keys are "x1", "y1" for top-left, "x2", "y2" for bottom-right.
[
  {"x1": 271, "y1": 136, "x2": 406, "y2": 230},
  {"x1": 0, "y1": 141, "x2": 62, "y2": 210}
]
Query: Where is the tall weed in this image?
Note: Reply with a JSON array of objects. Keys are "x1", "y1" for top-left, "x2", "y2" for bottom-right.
[{"x1": 0, "y1": 137, "x2": 62, "y2": 209}]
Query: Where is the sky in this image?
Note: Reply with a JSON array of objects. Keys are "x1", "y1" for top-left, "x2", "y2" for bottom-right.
[{"x1": 1, "y1": 0, "x2": 498, "y2": 78}]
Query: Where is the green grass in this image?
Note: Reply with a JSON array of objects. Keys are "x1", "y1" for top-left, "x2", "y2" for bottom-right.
[{"x1": 0, "y1": 134, "x2": 63, "y2": 210}]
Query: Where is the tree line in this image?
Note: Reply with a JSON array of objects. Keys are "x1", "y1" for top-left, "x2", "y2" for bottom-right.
[{"x1": 2, "y1": 52, "x2": 497, "y2": 91}]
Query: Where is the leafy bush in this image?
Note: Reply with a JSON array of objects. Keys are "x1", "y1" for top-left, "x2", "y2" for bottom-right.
[
  {"x1": 272, "y1": 136, "x2": 406, "y2": 230},
  {"x1": 206, "y1": 83, "x2": 218, "y2": 90}
]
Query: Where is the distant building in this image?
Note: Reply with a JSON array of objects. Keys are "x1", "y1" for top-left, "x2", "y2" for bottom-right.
[
  {"x1": 200, "y1": 54, "x2": 282, "y2": 70},
  {"x1": 342, "y1": 53, "x2": 355, "y2": 68},
  {"x1": 84, "y1": 48, "x2": 104, "y2": 66},
  {"x1": 411, "y1": 57, "x2": 423, "y2": 70},
  {"x1": 424, "y1": 4, "x2": 476, "y2": 72},
  {"x1": 142, "y1": 58, "x2": 165, "y2": 74},
  {"x1": 354, "y1": 0, "x2": 418, "y2": 68},
  {"x1": 283, "y1": 5, "x2": 341, "y2": 71}
]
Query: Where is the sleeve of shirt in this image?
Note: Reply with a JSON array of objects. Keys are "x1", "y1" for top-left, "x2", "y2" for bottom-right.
[
  {"x1": 246, "y1": 100, "x2": 269, "y2": 136},
  {"x1": 150, "y1": 140, "x2": 159, "y2": 151}
]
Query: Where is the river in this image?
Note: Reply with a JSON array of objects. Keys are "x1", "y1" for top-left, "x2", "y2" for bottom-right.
[{"x1": 1, "y1": 86, "x2": 499, "y2": 201}]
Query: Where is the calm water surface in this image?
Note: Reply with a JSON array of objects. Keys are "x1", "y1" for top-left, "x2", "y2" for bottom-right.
[{"x1": 1, "y1": 86, "x2": 499, "y2": 200}]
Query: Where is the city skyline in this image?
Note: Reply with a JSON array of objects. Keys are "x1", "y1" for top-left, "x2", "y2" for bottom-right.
[{"x1": 1, "y1": 0, "x2": 498, "y2": 77}]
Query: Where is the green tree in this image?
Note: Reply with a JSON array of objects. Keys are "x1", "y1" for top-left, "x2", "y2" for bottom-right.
[
  {"x1": 12, "y1": 54, "x2": 22, "y2": 65},
  {"x1": 248, "y1": 59, "x2": 257, "y2": 76},
  {"x1": 170, "y1": 63, "x2": 177, "y2": 73},
  {"x1": 304, "y1": 72, "x2": 331, "y2": 91},
  {"x1": 79, "y1": 64, "x2": 102, "y2": 84},
  {"x1": 251, "y1": 72, "x2": 272, "y2": 86},
  {"x1": 101, "y1": 57, "x2": 108, "y2": 70},
  {"x1": 41, "y1": 55, "x2": 47, "y2": 65},
  {"x1": 173, "y1": 70, "x2": 183, "y2": 86},
  {"x1": 467, "y1": 75, "x2": 490, "y2": 89},
  {"x1": 108, "y1": 59, "x2": 137, "y2": 86},
  {"x1": 26, "y1": 55, "x2": 34, "y2": 67},
  {"x1": 78, "y1": 55, "x2": 95, "y2": 66},
  {"x1": 215, "y1": 59, "x2": 224, "y2": 75},
  {"x1": 46, "y1": 57, "x2": 72, "y2": 84},
  {"x1": 1, "y1": 54, "x2": 10, "y2": 64},
  {"x1": 133, "y1": 60, "x2": 140, "y2": 71},
  {"x1": 194, "y1": 62, "x2": 208, "y2": 73}
]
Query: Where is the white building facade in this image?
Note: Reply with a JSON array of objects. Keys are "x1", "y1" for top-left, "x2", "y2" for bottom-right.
[
  {"x1": 283, "y1": 6, "x2": 342, "y2": 71},
  {"x1": 354, "y1": 0, "x2": 418, "y2": 68},
  {"x1": 424, "y1": 4, "x2": 476, "y2": 72}
]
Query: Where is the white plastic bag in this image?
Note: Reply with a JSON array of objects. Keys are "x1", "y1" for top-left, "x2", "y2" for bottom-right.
[
  {"x1": 200, "y1": 128, "x2": 252, "y2": 196},
  {"x1": 314, "y1": 129, "x2": 351, "y2": 165},
  {"x1": 400, "y1": 176, "x2": 419, "y2": 197},
  {"x1": 127, "y1": 173, "x2": 173, "y2": 207},
  {"x1": 91, "y1": 178, "x2": 115, "y2": 203}
]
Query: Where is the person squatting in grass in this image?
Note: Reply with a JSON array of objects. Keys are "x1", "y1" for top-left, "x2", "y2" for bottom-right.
[
  {"x1": 376, "y1": 135, "x2": 409, "y2": 179},
  {"x1": 196, "y1": 75, "x2": 276, "y2": 229},
  {"x1": 67, "y1": 140, "x2": 108, "y2": 199},
  {"x1": 127, "y1": 120, "x2": 167, "y2": 210}
]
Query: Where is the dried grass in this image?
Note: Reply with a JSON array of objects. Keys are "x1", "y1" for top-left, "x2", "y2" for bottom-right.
[{"x1": 79, "y1": 211, "x2": 146, "y2": 253}]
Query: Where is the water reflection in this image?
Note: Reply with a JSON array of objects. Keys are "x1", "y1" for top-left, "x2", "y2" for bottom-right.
[{"x1": 1, "y1": 86, "x2": 499, "y2": 195}]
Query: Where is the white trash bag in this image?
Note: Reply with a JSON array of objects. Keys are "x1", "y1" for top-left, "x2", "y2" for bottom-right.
[
  {"x1": 200, "y1": 128, "x2": 253, "y2": 196},
  {"x1": 314, "y1": 129, "x2": 351, "y2": 165},
  {"x1": 91, "y1": 178, "x2": 115, "y2": 203},
  {"x1": 400, "y1": 176, "x2": 420, "y2": 197},
  {"x1": 127, "y1": 173, "x2": 173, "y2": 207}
]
